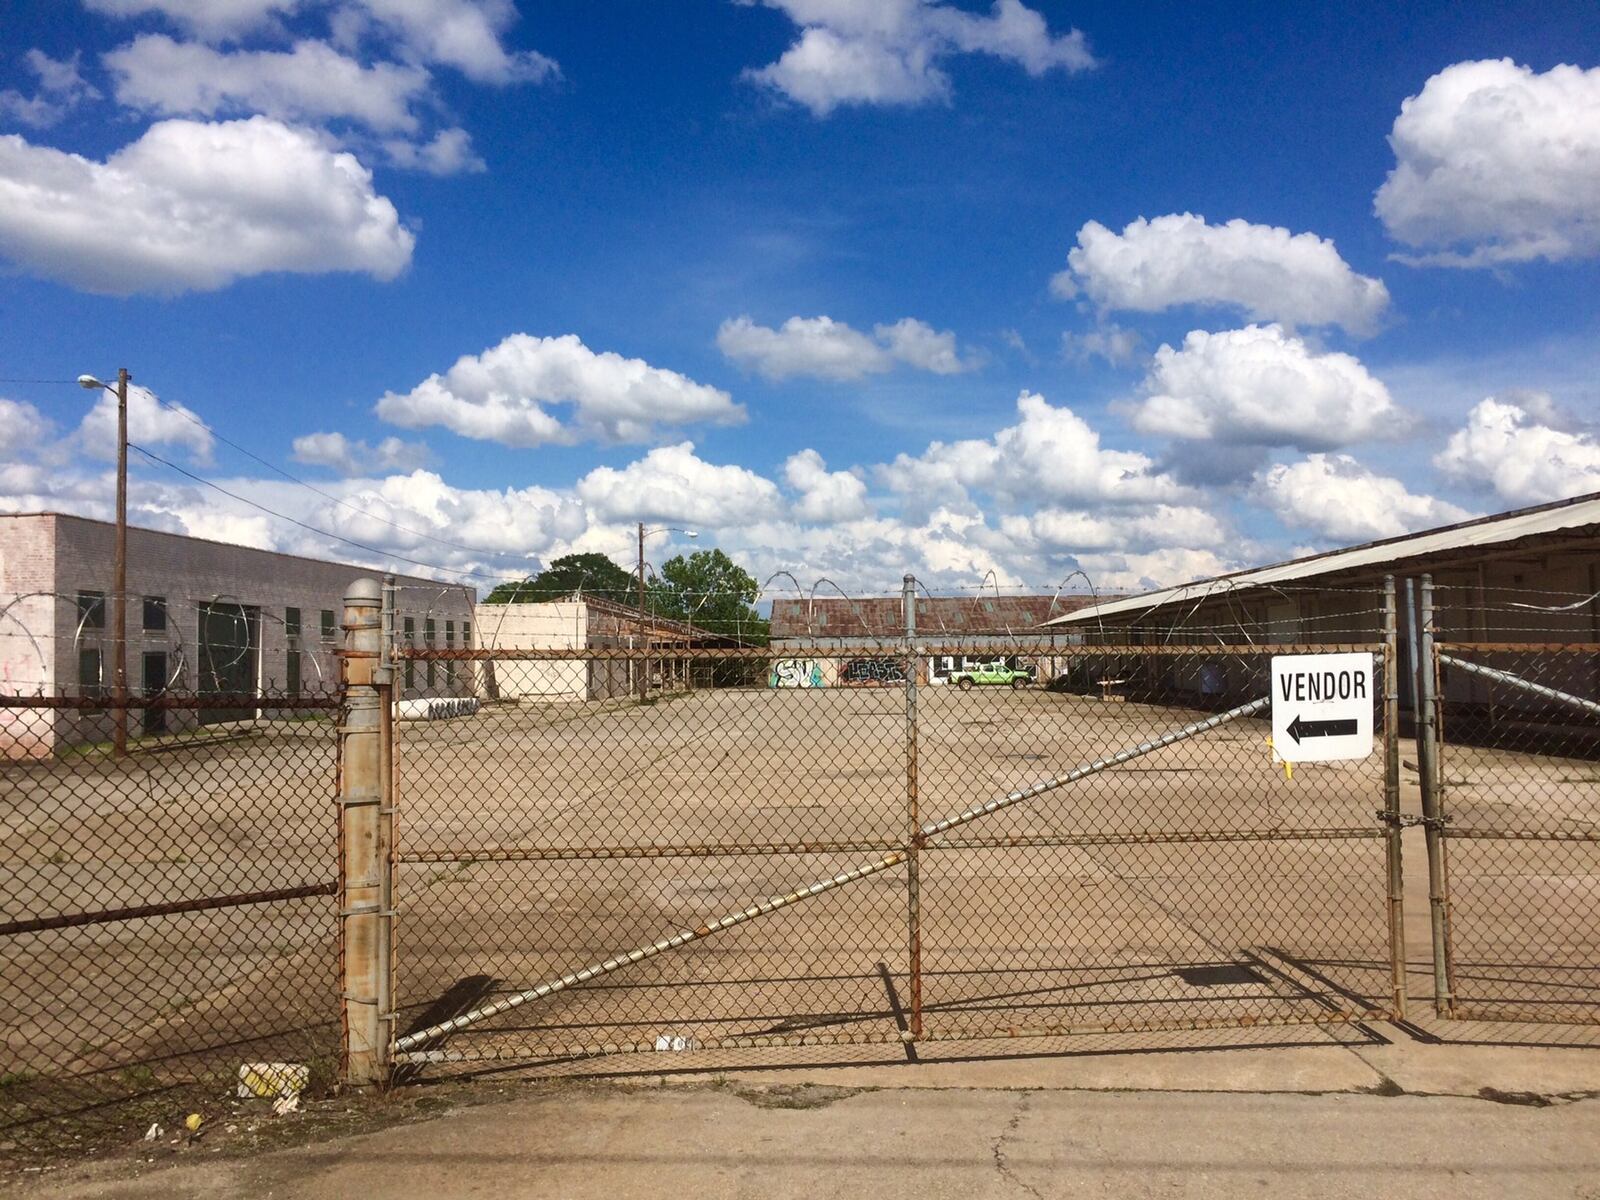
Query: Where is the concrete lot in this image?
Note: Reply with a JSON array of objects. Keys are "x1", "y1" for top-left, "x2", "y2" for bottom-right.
[{"x1": 9, "y1": 1029, "x2": 1600, "y2": 1200}]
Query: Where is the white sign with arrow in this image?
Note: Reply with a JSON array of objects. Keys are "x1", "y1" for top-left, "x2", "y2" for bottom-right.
[{"x1": 1270, "y1": 652, "x2": 1376, "y2": 763}]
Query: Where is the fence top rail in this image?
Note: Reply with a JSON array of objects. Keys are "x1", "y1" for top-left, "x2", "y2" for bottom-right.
[
  {"x1": 1432, "y1": 641, "x2": 1600, "y2": 654},
  {"x1": 400, "y1": 641, "x2": 1386, "y2": 662},
  {"x1": 0, "y1": 692, "x2": 342, "y2": 710}
]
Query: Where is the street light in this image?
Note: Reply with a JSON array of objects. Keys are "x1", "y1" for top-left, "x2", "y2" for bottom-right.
[
  {"x1": 636, "y1": 523, "x2": 697, "y2": 698},
  {"x1": 79, "y1": 369, "x2": 131, "y2": 757}
]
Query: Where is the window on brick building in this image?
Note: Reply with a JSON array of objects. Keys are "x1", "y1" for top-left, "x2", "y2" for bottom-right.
[
  {"x1": 143, "y1": 596, "x2": 167, "y2": 632},
  {"x1": 285, "y1": 606, "x2": 301, "y2": 638},
  {"x1": 77, "y1": 590, "x2": 105, "y2": 630},
  {"x1": 320, "y1": 609, "x2": 336, "y2": 639}
]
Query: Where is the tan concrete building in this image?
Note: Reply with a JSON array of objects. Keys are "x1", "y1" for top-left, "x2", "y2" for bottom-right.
[{"x1": 475, "y1": 594, "x2": 720, "y2": 701}]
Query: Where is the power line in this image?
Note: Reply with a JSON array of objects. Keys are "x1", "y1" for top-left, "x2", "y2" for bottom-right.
[
  {"x1": 129, "y1": 443, "x2": 521, "y2": 587},
  {"x1": 138, "y1": 389, "x2": 537, "y2": 565},
  {"x1": 34, "y1": 373, "x2": 529, "y2": 569}
]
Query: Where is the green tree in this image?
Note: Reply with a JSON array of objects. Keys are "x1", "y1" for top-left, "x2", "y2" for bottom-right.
[
  {"x1": 483, "y1": 552, "x2": 637, "y2": 605},
  {"x1": 655, "y1": 549, "x2": 769, "y2": 644}
]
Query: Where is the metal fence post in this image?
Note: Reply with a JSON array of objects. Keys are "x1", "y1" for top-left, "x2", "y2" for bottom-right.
[
  {"x1": 377, "y1": 575, "x2": 396, "y2": 1072},
  {"x1": 1381, "y1": 576, "x2": 1407, "y2": 1017},
  {"x1": 340, "y1": 578, "x2": 391, "y2": 1086},
  {"x1": 902, "y1": 573, "x2": 922, "y2": 1040},
  {"x1": 1416, "y1": 574, "x2": 1454, "y2": 1015}
]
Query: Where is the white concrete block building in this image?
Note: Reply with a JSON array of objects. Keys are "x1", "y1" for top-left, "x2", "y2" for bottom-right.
[{"x1": 0, "y1": 512, "x2": 474, "y2": 754}]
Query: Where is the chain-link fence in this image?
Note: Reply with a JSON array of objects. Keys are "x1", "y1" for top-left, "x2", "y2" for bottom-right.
[
  {"x1": 1, "y1": 687, "x2": 341, "y2": 1158},
  {"x1": 9, "y1": 567, "x2": 1598, "y2": 1157},
  {"x1": 1430, "y1": 622, "x2": 1600, "y2": 1022},
  {"x1": 387, "y1": 610, "x2": 1402, "y2": 1072}
]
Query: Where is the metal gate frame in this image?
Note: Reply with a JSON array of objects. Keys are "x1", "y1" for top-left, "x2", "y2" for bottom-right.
[
  {"x1": 346, "y1": 577, "x2": 1411, "y2": 1081},
  {"x1": 1415, "y1": 574, "x2": 1600, "y2": 1023}
]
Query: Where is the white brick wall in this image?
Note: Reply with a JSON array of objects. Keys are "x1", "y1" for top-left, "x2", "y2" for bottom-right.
[{"x1": 1, "y1": 512, "x2": 478, "y2": 752}]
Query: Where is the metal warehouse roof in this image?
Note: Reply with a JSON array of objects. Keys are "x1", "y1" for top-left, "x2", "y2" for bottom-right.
[
  {"x1": 1046, "y1": 490, "x2": 1600, "y2": 626},
  {"x1": 771, "y1": 593, "x2": 1103, "y2": 638}
]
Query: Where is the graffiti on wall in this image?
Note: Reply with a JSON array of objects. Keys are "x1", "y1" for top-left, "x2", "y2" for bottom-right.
[
  {"x1": 770, "y1": 659, "x2": 824, "y2": 688},
  {"x1": 840, "y1": 657, "x2": 906, "y2": 686}
]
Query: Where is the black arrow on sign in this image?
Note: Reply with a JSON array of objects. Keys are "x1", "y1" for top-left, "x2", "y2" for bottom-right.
[{"x1": 1287, "y1": 715, "x2": 1358, "y2": 744}]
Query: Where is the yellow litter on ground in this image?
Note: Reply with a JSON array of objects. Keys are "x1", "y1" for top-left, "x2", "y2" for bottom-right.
[{"x1": 237, "y1": 1062, "x2": 310, "y2": 1099}]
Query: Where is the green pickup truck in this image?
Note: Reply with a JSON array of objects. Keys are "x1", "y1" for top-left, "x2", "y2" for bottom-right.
[{"x1": 948, "y1": 662, "x2": 1034, "y2": 690}]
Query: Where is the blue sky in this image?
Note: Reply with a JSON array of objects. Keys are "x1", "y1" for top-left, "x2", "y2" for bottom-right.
[{"x1": 1, "y1": 0, "x2": 1597, "y2": 597}]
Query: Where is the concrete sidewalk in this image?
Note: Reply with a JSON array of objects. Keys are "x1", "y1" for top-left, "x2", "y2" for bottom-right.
[{"x1": 10, "y1": 1021, "x2": 1600, "y2": 1200}]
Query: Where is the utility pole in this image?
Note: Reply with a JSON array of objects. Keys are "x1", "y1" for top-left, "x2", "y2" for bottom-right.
[
  {"x1": 636, "y1": 520, "x2": 647, "y2": 700},
  {"x1": 112, "y1": 367, "x2": 129, "y2": 757}
]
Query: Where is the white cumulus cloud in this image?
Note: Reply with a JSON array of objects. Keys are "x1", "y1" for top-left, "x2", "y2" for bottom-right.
[
  {"x1": 1375, "y1": 59, "x2": 1600, "y2": 267},
  {"x1": 0, "y1": 50, "x2": 102, "y2": 129},
  {"x1": 577, "y1": 443, "x2": 784, "y2": 527},
  {"x1": 75, "y1": 384, "x2": 215, "y2": 464},
  {"x1": 1130, "y1": 325, "x2": 1402, "y2": 448},
  {"x1": 104, "y1": 34, "x2": 432, "y2": 133},
  {"x1": 1255, "y1": 454, "x2": 1472, "y2": 542},
  {"x1": 1062, "y1": 324, "x2": 1140, "y2": 366},
  {"x1": 1072, "y1": 547, "x2": 1237, "y2": 596},
  {"x1": 1435, "y1": 395, "x2": 1600, "y2": 504},
  {"x1": 784, "y1": 449, "x2": 871, "y2": 522},
  {"x1": 0, "y1": 116, "x2": 414, "y2": 295},
  {"x1": 332, "y1": 0, "x2": 558, "y2": 85},
  {"x1": 84, "y1": 0, "x2": 303, "y2": 41},
  {"x1": 1007, "y1": 503, "x2": 1226, "y2": 554},
  {"x1": 881, "y1": 390, "x2": 1187, "y2": 512},
  {"x1": 740, "y1": 0, "x2": 1094, "y2": 117},
  {"x1": 381, "y1": 126, "x2": 484, "y2": 175},
  {"x1": 717, "y1": 314, "x2": 972, "y2": 380},
  {"x1": 1055, "y1": 213, "x2": 1390, "y2": 336},
  {"x1": 86, "y1": 0, "x2": 556, "y2": 85},
  {"x1": 376, "y1": 333, "x2": 744, "y2": 448},
  {"x1": 291, "y1": 431, "x2": 430, "y2": 476},
  {"x1": 0, "y1": 399, "x2": 52, "y2": 461}
]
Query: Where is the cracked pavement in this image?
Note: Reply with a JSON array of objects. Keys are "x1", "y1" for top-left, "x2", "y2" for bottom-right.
[{"x1": 10, "y1": 1028, "x2": 1600, "y2": 1200}]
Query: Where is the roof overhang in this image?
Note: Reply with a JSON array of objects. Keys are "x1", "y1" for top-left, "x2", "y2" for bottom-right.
[{"x1": 1047, "y1": 492, "x2": 1600, "y2": 626}]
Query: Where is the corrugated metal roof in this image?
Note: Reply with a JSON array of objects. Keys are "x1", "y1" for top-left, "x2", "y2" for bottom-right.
[
  {"x1": 1047, "y1": 490, "x2": 1600, "y2": 626},
  {"x1": 771, "y1": 594, "x2": 1102, "y2": 638}
]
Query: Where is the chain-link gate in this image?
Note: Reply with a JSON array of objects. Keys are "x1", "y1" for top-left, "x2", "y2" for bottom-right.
[
  {"x1": 385, "y1": 586, "x2": 1403, "y2": 1070},
  {"x1": 1426, "y1": 618, "x2": 1600, "y2": 1022}
]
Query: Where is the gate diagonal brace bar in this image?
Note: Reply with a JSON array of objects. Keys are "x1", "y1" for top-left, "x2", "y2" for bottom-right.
[
  {"x1": 392, "y1": 695, "x2": 1270, "y2": 1056},
  {"x1": 394, "y1": 853, "x2": 907, "y2": 1053},
  {"x1": 1438, "y1": 653, "x2": 1600, "y2": 719}
]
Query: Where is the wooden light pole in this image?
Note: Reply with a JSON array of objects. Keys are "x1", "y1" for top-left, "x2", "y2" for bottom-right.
[{"x1": 79, "y1": 368, "x2": 131, "y2": 756}]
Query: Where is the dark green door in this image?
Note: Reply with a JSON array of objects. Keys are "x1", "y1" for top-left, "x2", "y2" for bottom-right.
[
  {"x1": 199, "y1": 603, "x2": 259, "y2": 725},
  {"x1": 142, "y1": 651, "x2": 168, "y2": 735}
]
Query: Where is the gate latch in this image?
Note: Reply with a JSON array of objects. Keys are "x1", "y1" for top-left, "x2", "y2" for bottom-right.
[{"x1": 1376, "y1": 811, "x2": 1447, "y2": 830}]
